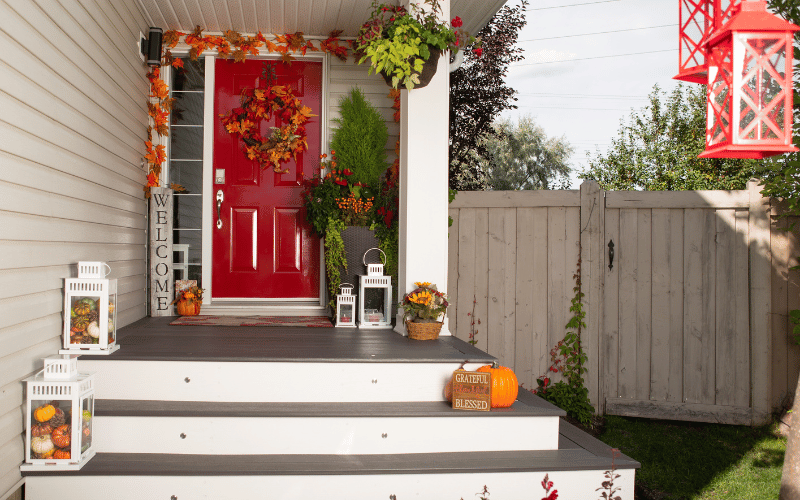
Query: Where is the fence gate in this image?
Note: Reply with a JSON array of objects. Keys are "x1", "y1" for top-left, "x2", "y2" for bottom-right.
[{"x1": 599, "y1": 189, "x2": 757, "y2": 425}]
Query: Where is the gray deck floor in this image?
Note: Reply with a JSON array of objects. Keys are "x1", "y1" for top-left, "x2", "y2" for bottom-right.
[{"x1": 86, "y1": 316, "x2": 496, "y2": 363}]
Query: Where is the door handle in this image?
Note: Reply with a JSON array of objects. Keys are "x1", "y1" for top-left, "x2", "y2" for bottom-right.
[
  {"x1": 608, "y1": 239, "x2": 615, "y2": 270},
  {"x1": 216, "y1": 190, "x2": 224, "y2": 229}
]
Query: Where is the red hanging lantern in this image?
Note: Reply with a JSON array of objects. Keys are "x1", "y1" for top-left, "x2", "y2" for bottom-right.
[
  {"x1": 676, "y1": 0, "x2": 742, "y2": 83},
  {"x1": 700, "y1": 0, "x2": 799, "y2": 159}
]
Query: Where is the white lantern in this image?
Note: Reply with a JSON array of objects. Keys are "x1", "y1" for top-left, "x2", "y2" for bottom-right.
[
  {"x1": 335, "y1": 283, "x2": 356, "y2": 328},
  {"x1": 358, "y1": 248, "x2": 392, "y2": 329},
  {"x1": 21, "y1": 356, "x2": 96, "y2": 471},
  {"x1": 61, "y1": 262, "x2": 120, "y2": 355}
]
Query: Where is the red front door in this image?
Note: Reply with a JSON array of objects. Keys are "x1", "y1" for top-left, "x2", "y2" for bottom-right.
[{"x1": 212, "y1": 59, "x2": 321, "y2": 299}]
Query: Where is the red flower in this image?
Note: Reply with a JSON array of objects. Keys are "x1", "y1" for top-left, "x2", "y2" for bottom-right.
[
  {"x1": 473, "y1": 47, "x2": 483, "y2": 57},
  {"x1": 343, "y1": 169, "x2": 353, "y2": 176},
  {"x1": 543, "y1": 377, "x2": 550, "y2": 387},
  {"x1": 334, "y1": 178, "x2": 347, "y2": 186},
  {"x1": 451, "y1": 16, "x2": 463, "y2": 28}
]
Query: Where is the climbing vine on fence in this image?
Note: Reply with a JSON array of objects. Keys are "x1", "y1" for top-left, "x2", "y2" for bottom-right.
[{"x1": 532, "y1": 257, "x2": 594, "y2": 427}]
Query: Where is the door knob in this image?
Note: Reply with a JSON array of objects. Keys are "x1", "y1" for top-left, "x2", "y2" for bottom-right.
[{"x1": 216, "y1": 190, "x2": 224, "y2": 229}]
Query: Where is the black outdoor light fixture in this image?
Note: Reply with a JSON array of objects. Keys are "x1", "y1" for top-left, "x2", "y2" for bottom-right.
[{"x1": 141, "y1": 27, "x2": 163, "y2": 66}]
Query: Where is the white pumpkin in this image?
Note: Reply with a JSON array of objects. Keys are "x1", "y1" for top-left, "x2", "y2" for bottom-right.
[
  {"x1": 86, "y1": 321, "x2": 100, "y2": 339},
  {"x1": 31, "y1": 435, "x2": 54, "y2": 454},
  {"x1": 107, "y1": 318, "x2": 114, "y2": 333}
]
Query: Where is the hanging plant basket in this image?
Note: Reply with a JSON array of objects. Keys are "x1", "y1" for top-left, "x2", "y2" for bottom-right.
[{"x1": 380, "y1": 48, "x2": 442, "y2": 90}]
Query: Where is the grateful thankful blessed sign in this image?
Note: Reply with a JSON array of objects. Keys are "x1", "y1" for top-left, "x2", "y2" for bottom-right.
[{"x1": 451, "y1": 369, "x2": 491, "y2": 411}]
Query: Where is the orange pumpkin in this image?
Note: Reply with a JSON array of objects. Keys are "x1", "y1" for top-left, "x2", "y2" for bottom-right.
[
  {"x1": 53, "y1": 449, "x2": 71, "y2": 460},
  {"x1": 176, "y1": 299, "x2": 201, "y2": 316},
  {"x1": 476, "y1": 362, "x2": 519, "y2": 408},
  {"x1": 34, "y1": 404, "x2": 56, "y2": 423},
  {"x1": 31, "y1": 423, "x2": 52, "y2": 437},
  {"x1": 51, "y1": 425, "x2": 70, "y2": 448}
]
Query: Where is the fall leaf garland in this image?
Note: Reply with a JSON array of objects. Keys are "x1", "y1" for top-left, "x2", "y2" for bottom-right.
[{"x1": 144, "y1": 28, "x2": 352, "y2": 197}]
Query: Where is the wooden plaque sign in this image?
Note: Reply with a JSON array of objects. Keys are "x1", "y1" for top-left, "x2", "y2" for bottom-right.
[{"x1": 451, "y1": 369, "x2": 491, "y2": 411}]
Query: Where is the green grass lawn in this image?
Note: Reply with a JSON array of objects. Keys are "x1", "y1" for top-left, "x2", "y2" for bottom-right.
[{"x1": 599, "y1": 415, "x2": 787, "y2": 500}]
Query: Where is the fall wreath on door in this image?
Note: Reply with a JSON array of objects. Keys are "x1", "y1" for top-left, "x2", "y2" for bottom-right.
[{"x1": 219, "y1": 63, "x2": 315, "y2": 173}]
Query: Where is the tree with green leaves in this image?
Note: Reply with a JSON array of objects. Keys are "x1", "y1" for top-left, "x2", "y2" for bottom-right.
[
  {"x1": 448, "y1": 0, "x2": 527, "y2": 191},
  {"x1": 481, "y1": 115, "x2": 573, "y2": 190},
  {"x1": 580, "y1": 83, "x2": 760, "y2": 191},
  {"x1": 763, "y1": 3, "x2": 800, "y2": 498}
]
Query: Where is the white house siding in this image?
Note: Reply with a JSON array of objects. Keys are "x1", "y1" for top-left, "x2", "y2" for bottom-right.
[
  {"x1": 0, "y1": 0, "x2": 150, "y2": 496},
  {"x1": 327, "y1": 57, "x2": 400, "y2": 159}
]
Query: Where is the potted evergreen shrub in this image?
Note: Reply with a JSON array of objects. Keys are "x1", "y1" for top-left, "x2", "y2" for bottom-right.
[
  {"x1": 354, "y1": 0, "x2": 478, "y2": 90},
  {"x1": 301, "y1": 87, "x2": 390, "y2": 312}
]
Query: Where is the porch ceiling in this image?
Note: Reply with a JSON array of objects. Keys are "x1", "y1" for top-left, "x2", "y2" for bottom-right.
[{"x1": 134, "y1": 0, "x2": 506, "y2": 40}]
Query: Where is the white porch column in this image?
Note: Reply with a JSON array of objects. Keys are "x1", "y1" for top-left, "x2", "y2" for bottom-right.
[{"x1": 395, "y1": 0, "x2": 451, "y2": 336}]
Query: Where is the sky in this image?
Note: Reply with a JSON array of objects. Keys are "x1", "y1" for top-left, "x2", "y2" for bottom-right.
[{"x1": 502, "y1": 0, "x2": 685, "y2": 187}]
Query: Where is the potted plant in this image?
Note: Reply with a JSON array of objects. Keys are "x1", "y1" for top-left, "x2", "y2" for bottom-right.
[
  {"x1": 355, "y1": 0, "x2": 478, "y2": 90},
  {"x1": 301, "y1": 87, "x2": 394, "y2": 312},
  {"x1": 172, "y1": 286, "x2": 204, "y2": 316},
  {"x1": 399, "y1": 282, "x2": 449, "y2": 340}
]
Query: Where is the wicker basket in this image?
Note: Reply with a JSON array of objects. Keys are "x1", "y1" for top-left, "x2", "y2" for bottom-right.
[{"x1": 406, "y1": 321, "x2": 443, "y2": 340}]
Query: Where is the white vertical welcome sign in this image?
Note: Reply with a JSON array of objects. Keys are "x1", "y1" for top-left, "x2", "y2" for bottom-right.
[{"x1": 149, "y1": 187, "x2": 173, "y2": 316}]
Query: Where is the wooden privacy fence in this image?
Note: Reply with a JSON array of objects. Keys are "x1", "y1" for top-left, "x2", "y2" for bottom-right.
[{"x1": 447, "y1": 180, "x2": 800, "y2": 425}]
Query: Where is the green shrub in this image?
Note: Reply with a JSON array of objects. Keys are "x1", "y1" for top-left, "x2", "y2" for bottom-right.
[{"x1": 330, "y1": 87, "x2": 389, "y2": 187}]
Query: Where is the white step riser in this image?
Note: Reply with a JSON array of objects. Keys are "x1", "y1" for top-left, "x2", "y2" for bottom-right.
[
  {"x1": 26, "y1": 470, "x2": 636, "y2": 500},
  {"x1": 78, "y1": 360, "x2": 489, "y2": 402},
  {"x1": 93, "y1": 415, "x2": 560, "y2": 455}
]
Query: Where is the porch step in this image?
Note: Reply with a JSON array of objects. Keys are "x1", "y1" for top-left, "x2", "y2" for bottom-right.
[
  {"x1": 91, "y1": 392, "x2": 565, "y2": 455},
  {"x1": 77, "y1": 321, "x2": 495, "y2": 402},
  {"x1": 24, "y1": 422, "x2": 639, "y2": 500},
  {"x1": 198, "y1": 301, "x2": 328, "y2": 316}
]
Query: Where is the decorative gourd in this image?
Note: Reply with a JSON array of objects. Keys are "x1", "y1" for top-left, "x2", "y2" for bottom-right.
[
  {"x1": 71, "y1": 316, "x2": 90, "y2": 333},
  {"x1": 444, "y1": 379, "x2": 453, "y2": 402},
  {"x1": 476, "y1": 362, "x2": 519, "y2": 408},
  {"x1": 80, "y1": 298, "x2": 98, "y2": 311},
  {"x1": 73, "y1": 301, "x2": 92, "y2": 316},
  {"x1": 51, "y1": 425, "x2": 70, "y2": 448},
  {"x1": 31, "y1": 423, "x2": 52, "y2": 437},
  {"x1": 31, "y1": 435, "x2": 55, "y2": 455},
  {"x1": 86, "y1": 321, "x2": 100, "y2": 339},
  {"x1": 53, "y1": 449, "x2": 71, "y2": 460},
  {"x1": 33, "y1": 404, "x2": 56, "y2": 422}
]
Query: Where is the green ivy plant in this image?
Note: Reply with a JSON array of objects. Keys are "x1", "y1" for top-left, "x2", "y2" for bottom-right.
[{"x1": 324, "y1": 218, "x2": 347, "y2": 310}]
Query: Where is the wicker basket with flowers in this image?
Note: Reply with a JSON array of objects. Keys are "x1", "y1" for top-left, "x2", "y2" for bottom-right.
[{"x1": 400, "y1": 282, "x2": 449, "y2": 340}]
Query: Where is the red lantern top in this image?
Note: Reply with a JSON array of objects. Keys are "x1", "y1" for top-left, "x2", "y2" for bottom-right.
[{"x1": 707, "y1": 0, "x2": 799, "y2": 45}]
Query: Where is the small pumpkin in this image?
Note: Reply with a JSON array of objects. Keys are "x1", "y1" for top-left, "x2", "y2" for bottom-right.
[
  {"x1": 30, "y1": 423, "x2": 52, "y2": 437},
  {"x1": 72, "y1": 301, "x2": 92, "y2": 316},
  {"x1": 33, "y1": 404, "x2": 56, "y2": 422},
  {"x1": 71, "y1": 316, "x2": 90, "y2": 333},
  {"x1": 476, "y1": 361, "x2": 519, "y2": 408},
  {"x1": 31, "y1": 435, "x2": 55, "y2": 455},
  {"x1": 51, "y1": 425, "x2": 70, "y2": 448},
  {"x1": 53, "y1": 449, "x2": 71, "y2": 460},
  {"x1": 86, "y1": 321, "x2": 100, "y2": 339},
  {"x1": 176, "y1": 299, "x2": 201, "y2": 316}
]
